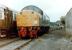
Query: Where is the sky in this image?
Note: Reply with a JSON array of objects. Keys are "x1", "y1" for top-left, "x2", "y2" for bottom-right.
[{"x1": 0, "y1": 0, "x2": 72, "y2": 22}]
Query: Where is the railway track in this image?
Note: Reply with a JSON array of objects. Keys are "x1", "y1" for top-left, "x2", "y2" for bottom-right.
[
  {"x1": 0, "y1": 32, "x2": 47, "y2": 50},
  {"x1": 15, "y1": 39, "x2": 33, "y2": 50},
  {"x1": 0, "y1": 38, "x2": 20, "y2": 47},
  {"x1": 0, "y1": 39, "x2": 32, "y2": 50}
]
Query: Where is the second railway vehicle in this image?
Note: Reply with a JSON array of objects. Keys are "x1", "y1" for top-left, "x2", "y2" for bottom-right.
[{"x1": 0, "y1": 5, "x2": 17, "y2": 38}]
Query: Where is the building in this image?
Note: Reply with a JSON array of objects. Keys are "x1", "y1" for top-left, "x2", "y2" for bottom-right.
[{"x1": 65, "y1": 8, "x2": 72, "y2": 35}]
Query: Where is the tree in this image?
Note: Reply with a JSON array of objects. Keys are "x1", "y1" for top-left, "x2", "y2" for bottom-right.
[{"x1": 60, "y1": 16, "x2": 65, "y2": 25}]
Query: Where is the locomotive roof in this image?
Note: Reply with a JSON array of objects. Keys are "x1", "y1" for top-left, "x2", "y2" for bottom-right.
[{"x1": 21, "y1": 5, "x2": 43, "y2": 15}]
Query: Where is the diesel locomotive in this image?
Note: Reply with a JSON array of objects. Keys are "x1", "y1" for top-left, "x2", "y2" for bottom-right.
[{"x1": 16, "y1": 5, "x2": 50, "y2": 39}]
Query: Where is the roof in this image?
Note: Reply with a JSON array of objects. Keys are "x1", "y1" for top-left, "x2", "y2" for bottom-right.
[
  {"x1": 21, "y1": 5, "x2": 43, "y2": 15},
  {"x1": 65, "y1": 8, "x2": 72, "y2": 18}
]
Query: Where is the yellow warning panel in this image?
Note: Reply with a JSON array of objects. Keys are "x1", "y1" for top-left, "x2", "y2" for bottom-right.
[{"x1": 16, "y1": 11, "x2": 40, "y2": 27}]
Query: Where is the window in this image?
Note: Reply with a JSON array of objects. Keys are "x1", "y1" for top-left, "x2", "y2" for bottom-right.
[{"x1": 0, "y1": 8, "x2": 4, "y2": 19}]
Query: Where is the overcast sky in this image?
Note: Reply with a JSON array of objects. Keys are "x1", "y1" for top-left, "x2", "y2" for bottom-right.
[{"x1": 0, "y1": 0, "x2": 72, "y2": 22}]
